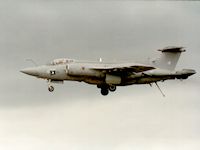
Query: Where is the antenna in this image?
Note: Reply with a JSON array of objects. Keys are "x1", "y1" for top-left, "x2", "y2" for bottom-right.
[
  {"x1": 99, "y1": 58, "x2": 102, "y2": 62},
  {"x1": 155, "y1": 82, "x2": 166, "y2": 97},
  {"x1": 26, "y1": 59, "x2": 38, "y2": 66}
]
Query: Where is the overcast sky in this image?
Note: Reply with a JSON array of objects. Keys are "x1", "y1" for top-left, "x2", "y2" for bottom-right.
[{"x1": 0, "y1": 1, "x2": 200, "y2": 150}]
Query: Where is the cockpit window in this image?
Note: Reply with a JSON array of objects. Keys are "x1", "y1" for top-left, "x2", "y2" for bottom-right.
[{"x1": 49, "y1": 58, "x2": 74, "y2": 65}]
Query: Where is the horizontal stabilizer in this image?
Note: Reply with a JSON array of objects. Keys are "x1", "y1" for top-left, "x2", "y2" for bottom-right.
[{"x1": 158, "y1": 46, "x2": 186, "y2": 53}]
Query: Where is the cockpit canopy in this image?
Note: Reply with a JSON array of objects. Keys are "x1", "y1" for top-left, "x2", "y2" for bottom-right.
[{"x1": 49, "y1": 58, "x2": 75, "y2": 65}]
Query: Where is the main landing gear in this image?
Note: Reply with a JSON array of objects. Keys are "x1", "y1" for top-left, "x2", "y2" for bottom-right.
[
  {"x1": 101, "y1": 88, "x2": 109, "y2": 96},
  {"x1": 98, "y1": 84, "x2": 117, "y2": 96}
]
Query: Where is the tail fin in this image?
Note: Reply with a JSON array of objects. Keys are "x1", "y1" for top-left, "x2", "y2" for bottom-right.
[{"x1": 152, "y1": 46, "x2": 185, "y2": 71}]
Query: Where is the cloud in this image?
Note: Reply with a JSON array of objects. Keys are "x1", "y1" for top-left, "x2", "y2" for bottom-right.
[{"x1": 0, "y1": 84, "x2": 199, "y2": 150}]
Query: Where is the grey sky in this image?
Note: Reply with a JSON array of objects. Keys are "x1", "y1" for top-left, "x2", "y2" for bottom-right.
[{"x1": 0, "y1": 1, "x2": 200, "y2": 150}]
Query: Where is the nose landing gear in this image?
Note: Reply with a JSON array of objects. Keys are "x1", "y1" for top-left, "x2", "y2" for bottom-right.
[
  {"x1": 48, "y1": 85, "x2": 54, "y2": 92},
  {"x1": 47, "y1": 79, "x2": 54, "y2": 92}
]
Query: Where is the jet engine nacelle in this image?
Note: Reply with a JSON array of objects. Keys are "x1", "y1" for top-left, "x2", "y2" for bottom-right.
[
  {"x1": 175, "y1": 69, "x2": 196, "y2": 79},
  {"x1": 105, "y1": 74, "x2": 121, "y2": 84},
  {"x1": 67, "y1": 64, "x2": 104, "y2": 78}
]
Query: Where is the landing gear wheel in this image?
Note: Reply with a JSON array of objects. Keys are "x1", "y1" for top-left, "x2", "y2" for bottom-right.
[
  {"x1": 109, "y1": 85, "x2": 116, "y2": 92},
  {"x1": 48, "y1": 86, "x2": 54, "y2": 92},
  {"x1": 101, "y1": 88, "x2": 109, "y2": 96}
]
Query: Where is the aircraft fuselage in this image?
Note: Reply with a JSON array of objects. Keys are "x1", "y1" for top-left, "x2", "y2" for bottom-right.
[
  {"x1": 20, "y1": 47, "x2": 196, "y2": 96},
  {"x1": 21, "y1": 62, "x2": 195, "y2": 86}
]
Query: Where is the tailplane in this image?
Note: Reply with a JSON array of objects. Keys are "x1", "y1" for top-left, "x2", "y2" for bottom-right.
[{"x1": 151, "y1": 46, "x2": 185, "y2": 71}]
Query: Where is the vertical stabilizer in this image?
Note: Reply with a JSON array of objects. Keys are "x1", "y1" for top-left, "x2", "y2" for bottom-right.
[{"x1": 152, "y1": 46, "x2": 185, "y2": 71}]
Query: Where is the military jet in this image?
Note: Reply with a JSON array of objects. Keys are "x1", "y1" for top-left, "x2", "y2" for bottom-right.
[{"x1": 21, "y1": 46, "x2": 196, "y2": 96}]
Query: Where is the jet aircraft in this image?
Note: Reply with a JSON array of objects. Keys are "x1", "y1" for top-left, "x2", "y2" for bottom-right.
[{"x1": 21, "y1": 46, "x2": 196, "y2": 96}]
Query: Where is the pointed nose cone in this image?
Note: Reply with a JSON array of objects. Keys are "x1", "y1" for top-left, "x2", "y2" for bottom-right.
[{"x1": 20, "y1": 67, "x2": 39, "y2": 76}]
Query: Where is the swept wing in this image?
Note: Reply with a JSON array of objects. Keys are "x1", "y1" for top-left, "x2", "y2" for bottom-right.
[{"x1": 91, "y1": 63, "x2": 155, "y2": 74}]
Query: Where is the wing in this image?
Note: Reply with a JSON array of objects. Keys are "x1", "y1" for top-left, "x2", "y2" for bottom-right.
[{"x1": 91, "y1": 63, "x2": 155, "y2": 74}]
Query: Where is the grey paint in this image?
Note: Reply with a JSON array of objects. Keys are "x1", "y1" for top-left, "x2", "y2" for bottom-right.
[
  {"x1": 0, "y1": 1, "x2": 200, "y2": 150},
  {"x1": 20, "y1": 48, "x2": 195, "y2": 96}
]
